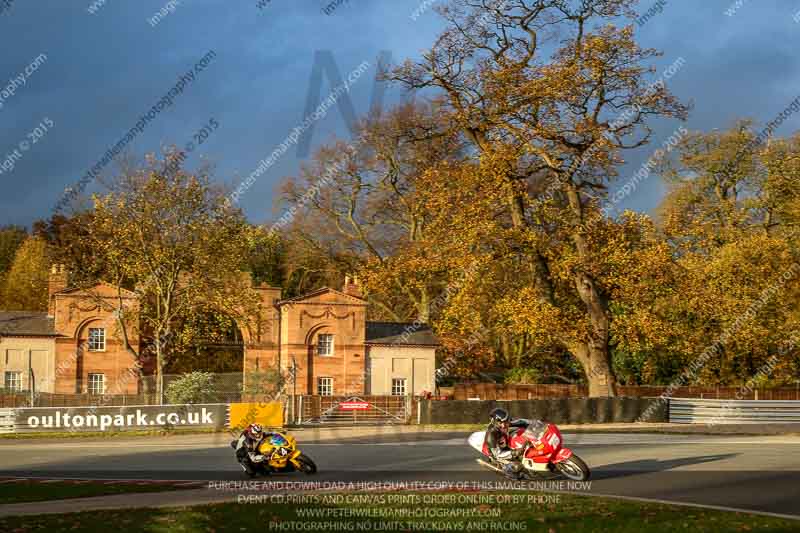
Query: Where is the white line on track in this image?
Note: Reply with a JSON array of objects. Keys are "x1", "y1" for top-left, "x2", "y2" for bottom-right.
[
  {"x1": 554, "y1": 490, "x2": 800, "y2": 522},
  {"x1": 8, "y1": 440, "x2": 800, "y2": 449},
  {"x1": 3, "y1": 435, "x2": 800, "y2": 450},
  {"x1": 305, "y1": 438, "x2": 800, "y2": 446}
]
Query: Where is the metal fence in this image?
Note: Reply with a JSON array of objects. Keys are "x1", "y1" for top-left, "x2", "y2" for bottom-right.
[
  {"x1": 452, "y1": 383, "x2": 800, "y2": 400},
  {"x1": 669, "y1": 398, "x2": 800, "y2": 424},
  {"x1": 294, "y1": 395, "x2": 412, "y2": 425},
  {"x1": 0, "y1": 372, "x2": 249, "y2": 408}
]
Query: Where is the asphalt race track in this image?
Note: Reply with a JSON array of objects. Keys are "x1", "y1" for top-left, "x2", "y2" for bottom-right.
[{"x1": 1, "y1": 431, "x2": 799, "y2": 517}]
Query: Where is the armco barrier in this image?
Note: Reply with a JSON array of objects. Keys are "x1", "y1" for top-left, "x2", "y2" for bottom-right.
[
  {"x1": 417, "y1": 397, "x2": 668, "y2": 425},
  {"x1": 669, "y1": 398, "x2": 800, "y2": 424},
  {"x1": 13, "y1": 403, "x2": 229, "y2": 433},
  {"x1": 0, "y1": 409, "x2": 14, "y2": 434}
]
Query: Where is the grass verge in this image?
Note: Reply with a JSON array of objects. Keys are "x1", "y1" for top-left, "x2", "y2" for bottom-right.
[
  {"x1": 0, "y1": 491, "x2": 797, "y2": 532},
  {"x1": 0, "y1": 480, "x2": 198, "y2": 504}
]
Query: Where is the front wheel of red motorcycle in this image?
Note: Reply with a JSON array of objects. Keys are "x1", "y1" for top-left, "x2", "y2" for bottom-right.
[{"x1": 555, "y1": 455, "x2": 590, "y2": 481}]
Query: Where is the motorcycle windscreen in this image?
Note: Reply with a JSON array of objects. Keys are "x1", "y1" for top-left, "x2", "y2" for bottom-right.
[
  {"x1": 522, "y1": 420, "x2": 548, "y2": 443},
  {"x1": 269, "y1": 434, "x2": 290, "y2": 447}
]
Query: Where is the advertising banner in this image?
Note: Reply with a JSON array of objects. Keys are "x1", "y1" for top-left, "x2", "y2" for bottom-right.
[
  {"x1": 339, "y1": 401, "x2": 370, "y2": 410},
  {"x1": 228, "y1": 402, "x2": 283, "y2": 429},
  {"x1": 14, "y1": 403, "x2": 228, "y2": 433}
]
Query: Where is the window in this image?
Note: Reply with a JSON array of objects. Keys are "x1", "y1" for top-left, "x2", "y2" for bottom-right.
[
  {"x1": 317, "y1": 334, "x2": 334, "y2": 356},
  {"x1": 88, "y1": 328, "x2": 106, "y2": 351},
  {"x1": 88, "y1": 373, "x2": 106, "y2": 395},
  {"x1": 391, "y1": 378, "x2": 407, "y2": 396},
  {"x1": 4, "y1": 371, "x2": 22, "y2": 392},
  {"x1": 318, "y1": 377, "x2": 333, "y2": 396}
]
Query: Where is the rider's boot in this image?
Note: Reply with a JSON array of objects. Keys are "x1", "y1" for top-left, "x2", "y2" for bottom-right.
[{"x1": 503, "y1": 462, "x2": 523, "y2": 480}]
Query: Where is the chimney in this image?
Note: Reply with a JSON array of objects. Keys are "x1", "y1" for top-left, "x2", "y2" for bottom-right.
[
  {"x1": 48, "y1": 264, "x2": 68, "y2": 317},
  {"x1": 343, "y1": 274, "x2": 363, "y2": 298}
]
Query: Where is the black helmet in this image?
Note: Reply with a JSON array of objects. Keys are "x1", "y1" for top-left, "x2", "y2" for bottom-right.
[{"x1": 489, "y1": 407, "x2": 509, "y2": 425}]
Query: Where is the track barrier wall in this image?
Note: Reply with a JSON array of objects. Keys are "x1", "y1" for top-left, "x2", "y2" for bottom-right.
[{"x1": 417, "y1": 398, "x2": 669, "y2": 424}]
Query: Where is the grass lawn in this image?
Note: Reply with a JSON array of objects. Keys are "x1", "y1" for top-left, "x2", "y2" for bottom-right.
[
  {"x1": 0, "y1": 491, "x2": 797, "y2": 532},
  {"x1": 0, "y1": 480, "x2": 198, "y2": 504}
]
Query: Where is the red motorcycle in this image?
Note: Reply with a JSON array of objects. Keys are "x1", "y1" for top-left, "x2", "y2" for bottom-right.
[{"x1": 468, "y1": 419, "x2": 590, "y2": 481}]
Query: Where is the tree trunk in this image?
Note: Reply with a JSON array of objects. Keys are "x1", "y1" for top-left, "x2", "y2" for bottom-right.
[
  {"x1": 564, "y1": 182, "x2": 617, "y2": 396},
  {"x1": 506, "y1": 190, "x2": 556, "y2": 306},
  {"x1": 417, "y1": 289, "x2": 431, "y2": 323},
  {"x1": 504, "y1": 157, "x2": 616, "y2": 395},
  {"x1": 586, "y1": 342, "x2": 616, "y2": 397},
  {"x1": 113, "y1": 313, "x2": 148, "y2": 397},
  {"x1": 571, "y1": 340, "x2": 616, "y2": 397},
  {"x1": 155, "y1": 335, "x2": 164, "y2": 405}
]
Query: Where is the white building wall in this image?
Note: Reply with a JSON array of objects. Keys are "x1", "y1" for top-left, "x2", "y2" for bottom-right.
[
  {"x1": 367, "y1": 345, "x2": 435, "y2": 395},
  {"x1": 0, "y1": 337, "x2": 56, "y2": 393}
]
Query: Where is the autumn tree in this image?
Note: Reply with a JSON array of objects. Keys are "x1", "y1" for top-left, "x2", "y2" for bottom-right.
[
  {"x1": 0, "y1": 225, "x2": 27, "y2": 277},
  {"x1": 406, "y1": 153, "x2": 678, "y2": 385},
  {"x1": 32, "y1": 213, "x2": 103, "y2": 285},
  {"x1": 385, "y1": 0, "x2": 687, "y2": 395},
  {"x1": 282, "y1": 102, "x2": 465, "y2": 322},
  {"x1": 82, "y1": 151, "x2": 261, "y2": 401},
  {"x1": 656, "y1": 122, "x2": 800, "y2": 384},
  {"x1": 1, "y1": 236, "x2": 50, "y2": 311},
  {"x1": 659, "y1": 121, "x2": 800, "y2": 248},
  {"x1": 0, "y1": 225, "x2": 28, "y2": 307}
]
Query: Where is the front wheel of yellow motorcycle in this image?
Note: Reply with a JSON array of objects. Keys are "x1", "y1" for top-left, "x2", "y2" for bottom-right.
[{"x1": 295, "y1": 453, "x2": 317, "y2": 474}]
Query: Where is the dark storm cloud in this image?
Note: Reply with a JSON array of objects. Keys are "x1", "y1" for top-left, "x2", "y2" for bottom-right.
[{"x1": 0, "y1": 0, "x2": 797, "y2": 227}]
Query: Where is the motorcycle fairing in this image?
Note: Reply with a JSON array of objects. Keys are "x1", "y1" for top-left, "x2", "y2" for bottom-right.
[
  {"x1": 553, "y1": 447, "x2": 573, "y2": 463},
  {"x1": 257, "y1": 431, "x2": 301, "y2": 470}
]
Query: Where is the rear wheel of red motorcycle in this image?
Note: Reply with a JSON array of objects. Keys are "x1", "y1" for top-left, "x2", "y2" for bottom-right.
[
  {"x1": 296, "y1": 453, "x2": 318, "y2": 474},
  {"x1": 555, "y1": 455, "x2": 590, "y2": 481}
]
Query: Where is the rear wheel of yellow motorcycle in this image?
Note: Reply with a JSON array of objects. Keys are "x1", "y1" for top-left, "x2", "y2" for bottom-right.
[{"x1": 295, "y1": 453, "x2": 317, "y2": 474}]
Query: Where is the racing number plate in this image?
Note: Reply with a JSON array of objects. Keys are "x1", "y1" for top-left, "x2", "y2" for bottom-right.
[{"x1": 271, "y1": 447, "x2": 289, "y2": 462}]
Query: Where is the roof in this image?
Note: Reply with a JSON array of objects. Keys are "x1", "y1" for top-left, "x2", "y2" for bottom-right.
[
  {"x1": 0, "y1": 312, "x2": 58, "y2": 337},
  {"x1": 277, "y1": 287, "x2": 367, "y2": 305},
  {"x1": 365, "y1": 321, "x2": 439, "y2": 346}
]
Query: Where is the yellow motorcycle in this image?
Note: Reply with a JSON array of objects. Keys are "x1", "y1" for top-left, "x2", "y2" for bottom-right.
[{"x1": 239, "y1": 431, "x2": 317, "y2": 477}]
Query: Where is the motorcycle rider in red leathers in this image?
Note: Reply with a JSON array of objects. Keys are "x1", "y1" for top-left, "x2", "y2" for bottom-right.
[{"x1": 486, "y1": 408, "x2": 528, "y2": 479}]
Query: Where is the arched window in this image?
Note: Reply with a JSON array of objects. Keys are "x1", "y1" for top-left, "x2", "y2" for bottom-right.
[{"x1": 317, "y1": 333, "x2": 334, "y2": 356}]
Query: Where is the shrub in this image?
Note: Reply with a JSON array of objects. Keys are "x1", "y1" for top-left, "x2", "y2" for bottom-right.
[
  {"x1": 165, "y1": 371, "x2": 218, "y2": 404},
  {"x1": 244, "y1": 367, "x2": 286, "y2": 399},
  {"x1": 503, "y1": 367, "x2": 542, "y2": 384}
]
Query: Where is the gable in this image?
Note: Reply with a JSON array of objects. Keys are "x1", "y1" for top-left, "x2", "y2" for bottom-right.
[
  {"x1": 57, "y1": 282, "x2": 138, "y2": 299},
  {"x1": 278, "y1": 287, "x2": 366, "y2": 307}
]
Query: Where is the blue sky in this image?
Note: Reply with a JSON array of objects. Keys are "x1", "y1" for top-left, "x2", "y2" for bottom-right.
[{"x1": 1, "y1": 0, "x2": 799, "y2": 227}]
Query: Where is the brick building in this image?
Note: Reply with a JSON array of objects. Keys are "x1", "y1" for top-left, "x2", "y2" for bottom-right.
[
  {"x1": 244, "y1": 277, "x2": 439, "y2": 396},
  {"x1": 0, "y1": 269, "x2": 438, "y2": 397},
  {"x1": 0, "y1": 265, "x2": 140, "y2": 395}
]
